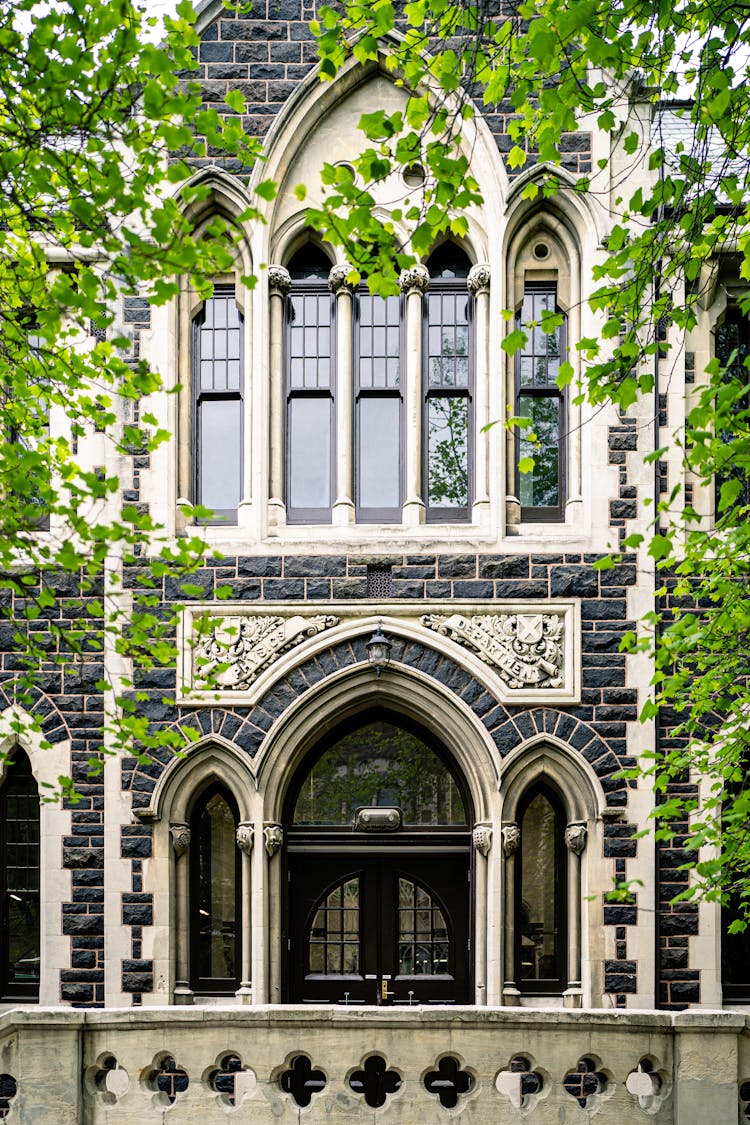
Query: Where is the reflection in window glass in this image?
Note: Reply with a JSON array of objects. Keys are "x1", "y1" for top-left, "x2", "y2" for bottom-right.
[
  {"x1": 195, "y1": 792, "x2": 237, "y2": 983},
  {"x1": 427, "y1": 397, "x2": 469, "y2": 509},
  {"x1": 398, "y1": 878, "x2": 450, "y2": 975},
  {"x1": 308, "y1": 877, "x2": 360, "y2": 975},
  {"x1": 516, "y1": 285, "x2": 565, "y2": 518},
  {"x1": 519, "y1": 792, "x2": 560, "y2": 984},
  {"x1": 518, "y1": 395, "x2": 560, "y2": 509},
  {"x1": 714, "y1": 309, "x2": 750, "y2": 514},
  {"x1": 1, "y1": 752, "x2": 40, "y2": 999},
  {"x1": 293, "y1": 721, "x2": 466, "y2": 826},
  {"x1": 425, "y1": 246, "x2": 472, "y2": 519}
]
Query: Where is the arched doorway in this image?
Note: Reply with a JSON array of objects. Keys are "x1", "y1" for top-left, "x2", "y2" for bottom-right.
[{"x1": 283, "y1": 709, "x2": 473, "y2": 1005}]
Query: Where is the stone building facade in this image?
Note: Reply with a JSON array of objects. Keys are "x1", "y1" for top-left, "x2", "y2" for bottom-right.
[{"x1": 0, "y1": 1, "x2": 748, "y2": 1121}]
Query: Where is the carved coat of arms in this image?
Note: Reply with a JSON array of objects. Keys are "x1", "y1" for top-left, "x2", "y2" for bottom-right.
[
  {"x1": 193, "y1": 614, "x2": 338, "y2": 691},
  {"x1": 420, "y1": 612, "x2": 563, "y2": 690}
]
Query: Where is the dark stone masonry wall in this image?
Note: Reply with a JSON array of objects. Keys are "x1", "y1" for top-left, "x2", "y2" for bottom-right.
[
  {"x1": 187, "y1": 3, "x2": 591, "y2": 178},
  {"x1": 118, "y1": 549, "x2": 641, "y2": 1007}
]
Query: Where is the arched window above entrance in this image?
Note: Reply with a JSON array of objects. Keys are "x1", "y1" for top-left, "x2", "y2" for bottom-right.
[{"x1": 289, "y1": 717, "x2": 468, "y2": 827}]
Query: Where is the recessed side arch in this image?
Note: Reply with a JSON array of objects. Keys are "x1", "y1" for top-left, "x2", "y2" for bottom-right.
[
  {"x1": 258, "y1": 663, "x2": 500, "y2": 826},
  {"x1": 500, "y1": 733, "x2": 606, "y2": 823},
  {"x1": 142, "y1": 735, "x2": 256, "y2": 825}
]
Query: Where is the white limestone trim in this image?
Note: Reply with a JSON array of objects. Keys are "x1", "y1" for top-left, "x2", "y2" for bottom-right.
[
  {"x1": 0, "y1": 705, "x2": 72, "y2": 1006},
  {"x1": 177, "y1": 599, "x2": 581, "y2": 706}
]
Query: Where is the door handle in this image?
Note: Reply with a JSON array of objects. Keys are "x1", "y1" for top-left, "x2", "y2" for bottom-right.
[{"x1": 380, "y1": 979, "x2": 394, "y2": 1002}]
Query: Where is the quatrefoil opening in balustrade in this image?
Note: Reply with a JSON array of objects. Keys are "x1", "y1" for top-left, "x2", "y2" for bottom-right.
[
  {"x1": 626, "y1": 1057, "x2": 668, "y2": 1114},
  {"x1": 495, "y1": 1055, "x2": 545, "y2": 1110},
  {"x1": 563, "y1": 1056, "x2": 608, "y2": 1109},
  {"x1": 0, "y1": 1075, "x2": 17, "y2": 1120},
  {"x1": 145, "y1": 1054, "x2": 189, "y2": 1108},
  {"x1": 206, "y1": 1052, "x2": 256, "y2": 1109},
  {"x1": 740, "y1": 1078, "x2": 750, "y2": 1120},
  {"x1": 279, "y1": 1054, "x2": 327, "y2": 1108},
  {"x1": 85, "y1": 1053, "x2": 129, "y2": 1107},
  {"x1": 349, "y1": 1054, "x2": 402, "y2": 1109},
  {"x1": 424, "y1": 1055, "x2": 474, "y2": 1110}
]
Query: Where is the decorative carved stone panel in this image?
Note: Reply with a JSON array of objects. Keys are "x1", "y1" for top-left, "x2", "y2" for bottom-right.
[
  {"x1": 179, "y1": 601, "x2": 580, "y2": 705},
  {"x1": 421, "y1": 611, "x2": 564, "y2": 690},
  {"x1": 192, "y1": 613, "x2": 339, "y2": 692}
]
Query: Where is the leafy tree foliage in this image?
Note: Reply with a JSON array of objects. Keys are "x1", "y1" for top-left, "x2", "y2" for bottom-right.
[
  {"x1": 0, "y1": 0, "x2": 263, "y2": 785},
  {"x1": 309, "y1": 0, "x2": 750, "y2": 918}
]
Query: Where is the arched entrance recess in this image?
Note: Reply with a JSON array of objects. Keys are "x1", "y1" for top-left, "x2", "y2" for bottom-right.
[{"x1": 283, "y1": 707, "x2": 474, "y2": 1005}]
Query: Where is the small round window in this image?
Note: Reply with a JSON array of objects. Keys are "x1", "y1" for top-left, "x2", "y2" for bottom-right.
[
  {"x1": 533, "y1": 242, "x2": 550, "y2": 260},
  {"x1": 292, "y1": 720, "x2": 467, "y2": 826},
  {"x1": 403, "y1": 164, "x2": 426, "y2": 188}
]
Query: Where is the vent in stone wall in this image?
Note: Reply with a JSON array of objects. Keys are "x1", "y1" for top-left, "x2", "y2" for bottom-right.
[{"x1": 367, "y1": 565, "x2": 392, "y2": 598}]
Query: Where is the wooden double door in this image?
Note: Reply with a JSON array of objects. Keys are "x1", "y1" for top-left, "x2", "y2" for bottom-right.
[{"x1": 287, "y1": 850, "x2": 470, "y2": 1005}]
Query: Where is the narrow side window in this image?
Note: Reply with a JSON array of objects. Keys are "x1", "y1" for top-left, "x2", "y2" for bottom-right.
[
  {"x1": 0, "y1": 751, "x2": 40, "y2": 1002},
  {"x1": 192, "y1": 286, "x2": 243, "y2": 523}
]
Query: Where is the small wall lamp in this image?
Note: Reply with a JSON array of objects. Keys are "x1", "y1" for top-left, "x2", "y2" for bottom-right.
[{"x1": 366, "y1": 624, "x2": 392, "y2": 677}]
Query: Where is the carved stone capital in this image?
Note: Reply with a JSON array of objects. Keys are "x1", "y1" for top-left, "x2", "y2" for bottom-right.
[
  {"x1": 565, "y1": 822, "x2": 587, "y2": 855},
  {"x1": 467, "y1": 263, "x2": 490, "y2": 295},
  {"x1": 501, "y1": 823, "x2": 520, "y2": 857},
  {"x1": 264, "y1": 823, "x2": 283, "y2": 857},
  {"x1": 236, "y1": 823, "x2": 254, "y2": 856},
  {"x1": 328, "y1": 263, "x2": 356, "y2": 294},
  {"x1": 399, "y1": 264, "x2": 430, "y2": 295},
  {"x1": 170, "y1": 823, "x2": 190, "y2": 858},
  {"x1": 268, "y1": 265, "x2": 292, "y2": 296},
  {"x1": 472, "y1": 824, "x2": 493, "y2": 856}
]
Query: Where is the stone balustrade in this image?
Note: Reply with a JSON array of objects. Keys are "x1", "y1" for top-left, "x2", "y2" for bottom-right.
[{"x1": 0, "y1": 1006, "x2": 748, "y2": 1123}]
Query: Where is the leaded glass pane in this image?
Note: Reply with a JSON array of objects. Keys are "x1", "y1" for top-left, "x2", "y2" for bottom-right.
[
  {"x1": 307, "y1": 878, "x2": 360, "y2": 976},
  {"x1": 397, "y1": 878, "x2": 450, "y2": 975}
]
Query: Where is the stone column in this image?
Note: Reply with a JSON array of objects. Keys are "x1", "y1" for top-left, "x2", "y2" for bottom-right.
[
  {"x1": 264, "y1": 824, "x2": 284, "y2": 1003},
  {"x1": 235, "y1": 823, "x2": 254, "y2": 1003},
  {"x1": 468, "y1": 264, "x2": 491, "y2": 526},
  {"x1": 329, "y1": 263, "x2": 356, "y2": 525},
  {"x1": 564, "y1": 821, "x2": 587, "y2": 1007},
  {"x1": 400, "y1": 264, "x2": 429, "y2": 525},
  {"x1": 472, "y1": 824, "x2": 492, "y2": 1005},
  {"x1": 170, "y1": 823, "x2": 193, "y2": 1005},
  {"x1": 268, "y1": 265, "x2": 291, "y2": 531},
  {"x1": 501, "y1": 822, "x2": 521, "y2": 1005}
]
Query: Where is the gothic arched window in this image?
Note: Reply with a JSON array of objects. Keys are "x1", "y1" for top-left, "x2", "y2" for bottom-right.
[
  {"x1": 188, "y1": 784, "x2": 241, "y2": 995},
  {"x1": 0, "y1": 750, "x2": 40, "y2": 1002}
]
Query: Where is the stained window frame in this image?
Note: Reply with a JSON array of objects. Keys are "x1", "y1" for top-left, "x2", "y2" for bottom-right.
[
  {"x1": 0, "y1": 750, "x2": 41, "y2": 1003},
  {"x1": 188, "y1": 782, "x2": 242, "y2": 997},
  {"x1": 284, "y1": 252, "x2": 336, "y2": 524},
  {"x1": 354, "y1": 287, "x2": 404, "y2": 523},
  {"x1": 422, "y1": 249, "x2": 475, "y2": 523},
  {"x1": 514, "y1": 781, "x2": 567, "y2": 995},
  {"x1": 515, "y1": 282, "x2": 567, "y2": 523},
  {"x1": 191, "y1": 285, "x2": 244, "y2": 525}
]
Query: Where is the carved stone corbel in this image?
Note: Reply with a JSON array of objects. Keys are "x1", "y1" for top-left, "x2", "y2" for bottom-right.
[
  {"x1": 170, "y1": 823, "x2": 190, "y2": 858},
  {"x1": 472, "y1": 825, "x2": 493, "y2": 856},
  {"x1": 263, "y1": 823, "x2": 283, "y2": 857},
  {"x1": 399, "y1": 264, "x2": 430, "y2": 296},
  {"x1": 236, "y1": 823, "x2": 254, "y2": 856},
  {"x1": 501, "y1": 823, "x2": 521, "y2": 857},
  {"x1": 328, "y1": 263, "x2": 356, "y2": 294},
  {"x1": 565, "y1": 822, "x2": 587, "y2": 855},
  {"x1": 467, "y1": 263, "x2": 490, "y2": 296},
  {"x1": 268, "y1": 264, "x2": 292, "y2": 297}
]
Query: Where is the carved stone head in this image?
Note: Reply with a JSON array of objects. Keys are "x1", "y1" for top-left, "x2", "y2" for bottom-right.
[
  {"x1": 501, "y1": 823, "x2": 521, "y2": 857},
  {"x1": 263, "y1": 823, "x2": 283, "y2": 857},
  {"x1": 169, "y1": 823, "x2": 190, "y2": 858}
]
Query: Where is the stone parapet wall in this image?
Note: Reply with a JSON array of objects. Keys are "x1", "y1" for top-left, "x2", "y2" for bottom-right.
[{"x1": 0, "y1": 1006, "x2": 747, "y2": 1123}]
